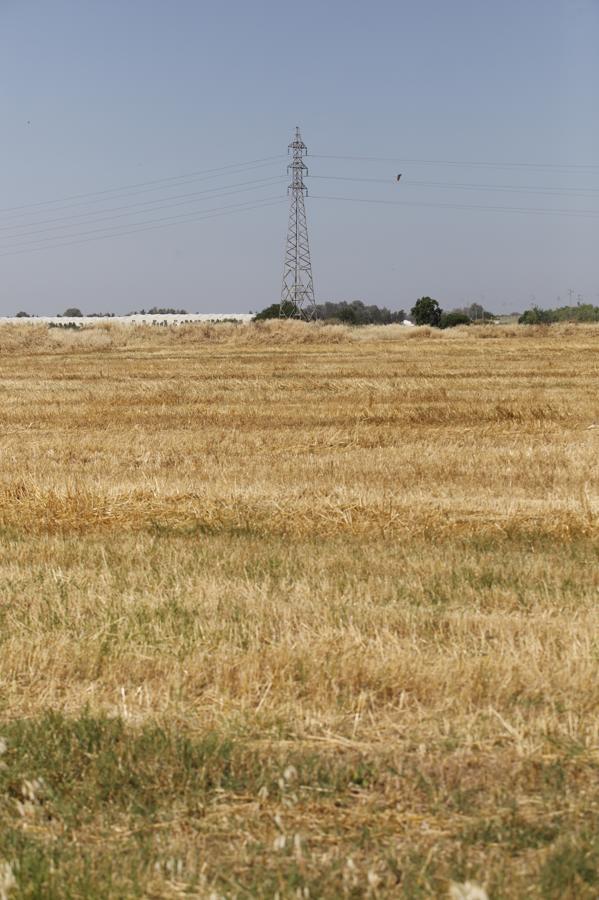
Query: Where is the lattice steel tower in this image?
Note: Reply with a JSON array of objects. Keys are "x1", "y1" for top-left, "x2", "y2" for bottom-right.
[{"x1": 280, "y1": 127, "x2": 316, "y2": 319}]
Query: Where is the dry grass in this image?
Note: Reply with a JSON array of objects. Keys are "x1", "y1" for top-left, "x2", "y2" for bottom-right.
[{"x1": 1, "y1": 321, "x2": 599, "y2": 897}]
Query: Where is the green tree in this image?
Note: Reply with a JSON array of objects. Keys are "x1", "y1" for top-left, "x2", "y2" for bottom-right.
[
  {"x1": 411, "y1": 297, "x2": 442, "y2": 327},
  {"x1": 62, "y1": 307, "x2": 83, "y2": 317}
]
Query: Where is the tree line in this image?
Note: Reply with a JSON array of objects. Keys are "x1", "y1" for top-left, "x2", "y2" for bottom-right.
[
  {"x1": 518, "y1": 303, "x2": 599, "y2": 324},
  {"x1": 409, "y1": 298, "x2": 495, "y2": 328},
  {"x1": 254, "y1": 299, "x2": 495, "y2": 328}
]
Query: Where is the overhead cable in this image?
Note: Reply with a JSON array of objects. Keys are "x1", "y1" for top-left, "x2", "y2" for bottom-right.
[
  {"x1": 311, "y1": 154, "x2": 599, "y2": 172},
  {"x1": 311, "y1": 174, "x2": 599, "y2": 198},
  {"x1": 311, "y1": 193, "x2": 599, "y2": 219},
  {"x1": 0, "y1": 177, "x2": 287, "y2": 239},
  {"x1": 0, "y1": 196, "x2": 287, "y2": 258},
  {"x1": 0, "y1": 155, "x2": 286, "y2": 217}
]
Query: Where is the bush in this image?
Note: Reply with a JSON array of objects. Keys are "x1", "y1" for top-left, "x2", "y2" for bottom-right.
[
  {"x1": 253, "y1": 302, "x2": 298, "y2": 321},
  {"x1": 518, "y1": 306, "x2": 556, "y2": 325},
  {"x1": 439, "y1": 311, "x2": 471, "y2": 329}
]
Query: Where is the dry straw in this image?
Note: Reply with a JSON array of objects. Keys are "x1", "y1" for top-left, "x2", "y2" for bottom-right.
[{"x1": 1, "y1": 320, "x2": 598, "y2": 896}]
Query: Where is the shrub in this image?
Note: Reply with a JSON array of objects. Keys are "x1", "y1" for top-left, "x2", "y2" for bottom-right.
[
  {"x1": 440, "y1": 311, "x2": 471, "y2": 329},
  {"x1": 518, "y1": 306, "x2": 556, "y2": 325},
  {"x1": 254, "y1": 302, "x2": 298, "y2": 320}
]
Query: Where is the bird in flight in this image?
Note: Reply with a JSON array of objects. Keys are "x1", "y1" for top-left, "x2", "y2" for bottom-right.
[{"x1": 396, "y1": 174, "x2": 402, "y2": 181}]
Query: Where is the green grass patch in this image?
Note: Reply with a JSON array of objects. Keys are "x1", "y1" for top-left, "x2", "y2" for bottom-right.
[{"x1": 1, "y1": 714, "x2": 599, "y2": 897}]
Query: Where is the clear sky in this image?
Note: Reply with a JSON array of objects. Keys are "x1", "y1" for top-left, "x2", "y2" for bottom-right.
[{"x1": 1, "y1": 0, "x2": 598, "y2": 315}]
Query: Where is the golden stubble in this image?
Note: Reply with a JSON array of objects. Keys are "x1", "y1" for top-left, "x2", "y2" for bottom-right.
[{"x1": 0, "y1": 320, "x2": 598, "y2": 745}]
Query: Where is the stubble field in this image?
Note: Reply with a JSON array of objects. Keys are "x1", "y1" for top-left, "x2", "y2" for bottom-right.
[{"x1": 0, "y1": 320, "x2": 598, "y2": 898}]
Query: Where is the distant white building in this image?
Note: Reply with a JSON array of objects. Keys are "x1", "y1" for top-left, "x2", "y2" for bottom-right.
[{"x1": 0, "y1": 313, "x2": 253, "y2": 326}]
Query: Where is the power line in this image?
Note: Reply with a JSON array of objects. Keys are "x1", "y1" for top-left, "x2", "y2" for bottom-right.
[
  {"x1": 5, "y1": 166, "x2": 596, "y2": 236},
  {"x1": 0, "y1": 160, "x2": 284, "y2": 226},
  {"x1": 5, "y1": 150, "x2": 597, "y2": 231},
  {"x1": 0, "y1": 176, "x2": 287, "y2": 240},
  {"x1": 311, "y1": 173, "x2": 599, "y2": 198},
  {"x1": 311, "y1": 153, "x2": 599, "y2": 172},
  {"x1": 0, "y1": 155, "x2": 286, "y2": 217},
  {"x1": 0, "y1": 193, "x2": 287, "y2": 251},
  {"x1": 4, "y1": 150, "x2": 597, "y2": 225},
  {"x1": 0, "y1": 196, "x2": 287, "y2": 259},
  {"x1": 310, "y1": 193, "x2": 599, "y2": 219},
  {"x1": 3, "y1": 146, "x2": 597, "y2": 265}
]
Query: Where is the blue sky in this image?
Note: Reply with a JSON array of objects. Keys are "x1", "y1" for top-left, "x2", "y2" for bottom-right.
[{"x1": 1, "y1": 0, "x2": 598, "y2": 315}]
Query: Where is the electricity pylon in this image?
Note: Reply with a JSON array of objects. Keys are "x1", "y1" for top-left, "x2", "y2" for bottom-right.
[{"x1": 280, "y1": 127, "x2": 316, "y2": 320}]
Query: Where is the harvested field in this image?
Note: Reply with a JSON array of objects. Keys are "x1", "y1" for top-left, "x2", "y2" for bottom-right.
[{"x1": 1, "y1": 321, "x2": 599, "y2": 897}]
